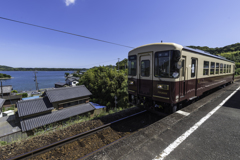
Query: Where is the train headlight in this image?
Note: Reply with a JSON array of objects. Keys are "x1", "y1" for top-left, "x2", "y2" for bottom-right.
[
  {"x1": 157, "y1": 84, "x2": 169, "y2": 90},
  {"x1": 172, "y1": 72, "x2": 179, "y2": 78},
  {"x1": 128, "y1": 81, "x2": 134, "y2": 85}
]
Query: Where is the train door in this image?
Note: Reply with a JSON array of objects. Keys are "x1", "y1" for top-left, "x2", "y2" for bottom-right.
[
  {"x1": 179, "y1": 56, "x2": 186, "y2": 98},
  {"x1": 138, "y1": 53, "x2": 152, "y2": 97},
  {"x1": 190, "y1": 58, "x2": 198, "y2": 98}
]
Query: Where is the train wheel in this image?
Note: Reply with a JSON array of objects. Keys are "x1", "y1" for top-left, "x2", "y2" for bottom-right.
[{"x1": 172, "y1": 105, "x2": 177, "y2": 113}]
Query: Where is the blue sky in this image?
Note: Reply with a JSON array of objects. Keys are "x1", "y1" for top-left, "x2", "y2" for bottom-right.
[{"x1": 0, "y1": 0, "x2": 240, "y2": 68}]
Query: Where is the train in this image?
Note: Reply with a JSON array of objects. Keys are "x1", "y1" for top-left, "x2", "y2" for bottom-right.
[{"x1": 128, "y1": 43, "x2": 235, "y2": 113}]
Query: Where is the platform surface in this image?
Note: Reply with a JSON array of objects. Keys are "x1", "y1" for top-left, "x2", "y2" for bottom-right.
[{"x1": 82, "y1": 81, "x2": 240, "y2": 160}]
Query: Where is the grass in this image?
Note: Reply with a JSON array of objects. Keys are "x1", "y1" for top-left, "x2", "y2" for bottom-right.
[{"x1": 0, "y1": 141, "x2": 7, "y2": 146}]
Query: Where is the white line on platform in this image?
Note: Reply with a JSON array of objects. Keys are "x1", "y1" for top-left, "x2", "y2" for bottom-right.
[
  {"x1": 153, "y1": 86, "x2": 240, "y2": 160},
  {"x1": 176, "y1": 110, "x2": 190, "y2": 116}
]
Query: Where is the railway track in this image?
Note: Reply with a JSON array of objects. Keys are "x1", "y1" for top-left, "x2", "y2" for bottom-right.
[{"x1": 8, "y1": 110, "x2": 163, "y2": 160}]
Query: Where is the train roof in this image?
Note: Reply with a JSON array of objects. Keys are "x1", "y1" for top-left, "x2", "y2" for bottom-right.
[
  {"x1": 129, "y1": 43, "x2": 234, "y2": 63},
  {"x1": 183, "y1": 46, "x2": 234, "y2": 63}
]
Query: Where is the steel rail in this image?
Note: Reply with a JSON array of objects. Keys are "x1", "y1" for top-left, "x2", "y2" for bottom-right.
[{"x1": 8, "y1": 110, "x2": 147, "y2": 160}]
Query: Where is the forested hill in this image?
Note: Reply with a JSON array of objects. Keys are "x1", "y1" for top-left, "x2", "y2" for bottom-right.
[
  {"x1": 0, "y1": 65, "x2": 86, "y2": 71},
  {"x1": 188, "y1": 43, "x2": 240, "y2": 68},
  {"x1": 187, "y1": 43, "x2": 240, "y2": 55}
]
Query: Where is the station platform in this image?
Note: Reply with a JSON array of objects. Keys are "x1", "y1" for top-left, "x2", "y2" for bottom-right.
[{"x1": 82, "y1": 80, "x2": 240, "y2": 160}]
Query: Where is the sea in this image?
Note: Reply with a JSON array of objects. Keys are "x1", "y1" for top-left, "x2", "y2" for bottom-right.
[{"x1": 0, "y1": 71, "x2": 74, "y2": 92}]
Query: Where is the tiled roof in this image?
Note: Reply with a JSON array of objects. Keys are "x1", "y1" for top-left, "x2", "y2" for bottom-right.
[
  {"x1": 0, "y1": 98, "x2": 5, "y2": 108},
  {"x1": 46, "y1": 85, "x2": 92, "y2": 103},
  {"x1": 20, "y1": 103, "x2": 95, "y2": 132},
  {"x1": 67, "y1": 77, "x2": 80, "y2": 82},
  {"x1": 55, "y1": 82, "x2": 66, "y2": 86},
  {"x1": 17, "y1": 97, "x2": 53, "y2": 117},
  {"x1": 0, "y1": 85, "x2": 12, "y2": 94}
]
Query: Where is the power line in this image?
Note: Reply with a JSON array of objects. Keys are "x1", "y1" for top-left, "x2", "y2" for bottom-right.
[{"x1": 0, "y1": 16, "x2": 134, "y2": 49}]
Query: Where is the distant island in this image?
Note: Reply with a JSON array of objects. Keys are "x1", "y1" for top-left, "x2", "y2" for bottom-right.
[
  {"x1": 0, "y1": 65, "x2": 88, "y2": 71},
  {"x1": 0, "y1": 73, "x2": 11, "y2": 79}
]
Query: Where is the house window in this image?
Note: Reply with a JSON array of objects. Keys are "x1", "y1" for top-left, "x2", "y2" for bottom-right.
[
  {"x1": 216, "y1": 63, "x2": 219, "y2": 74},
  {"x1": 203, "y1": 61, "x2": 209, "y2": 75},
  {"x1": 210, "y1": 62, "x2": 215, "y2": 75},
  {"x1": 220, "y1": 63, "x2": 223, "y2": 74}
]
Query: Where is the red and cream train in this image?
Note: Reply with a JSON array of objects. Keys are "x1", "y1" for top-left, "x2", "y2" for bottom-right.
[{"x1": 128, "y1": 43, "x2": 235, "y2": 113}]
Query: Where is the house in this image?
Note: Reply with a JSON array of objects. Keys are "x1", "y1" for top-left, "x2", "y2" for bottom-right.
[
  {"x1": 0, "y1": 98, "x2": 6, "y2": 118},
  {"x1": 0, "y1": 85, "x2": 12, "y2": 96},
  {"x1": 1, "y1": 85, "x2": 21, "y2": 105},
  {"x1": 65, "y1": 77, "x2": 79, "y2": 86},
  {"x1": 17, "y1": 85, "x2": 95, "y2": 132}
]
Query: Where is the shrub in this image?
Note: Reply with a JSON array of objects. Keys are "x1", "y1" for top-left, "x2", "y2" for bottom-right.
[
  {"x1": 235, "y1": 68, "x2": 240, "y2": 75},
  {"x1": 12, "y1": 90, "x2": 18, "y2": 93},
  {"x1": 22, "y1": 93, "x2": 28, "y2": 98}
]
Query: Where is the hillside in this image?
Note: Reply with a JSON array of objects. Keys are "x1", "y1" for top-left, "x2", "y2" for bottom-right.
[
  {"x1": 188, "y1": 43, "x2": 240, "y2": 69},
  {"x1": 187, "y1": 43, "x2": 240, "y2": 55}
]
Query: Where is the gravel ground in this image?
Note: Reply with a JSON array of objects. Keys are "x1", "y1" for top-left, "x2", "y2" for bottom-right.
[
  {"x1": 0, "y1": 107, "x2": 144, "y2": 160},
  {"x1": 27, "y1": 111, "x2": 162, "y2": 160}
]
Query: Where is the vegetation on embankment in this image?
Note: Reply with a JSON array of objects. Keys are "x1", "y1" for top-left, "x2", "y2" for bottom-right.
[{"x1": 0, "y1": 73, "x2": 11, "y2": 79}]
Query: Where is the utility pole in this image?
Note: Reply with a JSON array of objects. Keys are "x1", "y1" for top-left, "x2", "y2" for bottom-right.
[
  {"x1": 1, "y1": 80, "x2": 3, "y2": 98},
  {"x1": 34, "y1": 71, "x2": 39, "y2": 91},
  {"x1": 118, "y1": 58, "x2": 120, "y2": 70}
]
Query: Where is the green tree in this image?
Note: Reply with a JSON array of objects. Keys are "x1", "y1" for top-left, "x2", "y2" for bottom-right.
[
  {"x1": 22, "y1": 93, "x2": 28, "y2": 98},
  {"x1": 11, "y1": 90, "x2": 18, "y2": 93},
  {"x1": 65, "y1": 72, "x2": 70, "y2": 77},
  {"x1": 78, "y1": 66, "x2": 128, "y2": 109},
  {"x1": 116, "y1": 58, "x2": 128, "y2": 70}
]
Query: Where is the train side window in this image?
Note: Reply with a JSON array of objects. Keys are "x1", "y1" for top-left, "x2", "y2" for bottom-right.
[
  {"x1": 226, "y1": 65, "x2": 229, "y2": 73},
  {"x1": 220, "y1": 63, "x2": 223, "y2": 74},
  {"x1": 141, "y1": 60, "x2": 150, "y2": 77},
  {"x1": 203, "y1": 61, "x2": 209, "y2": 75},
  {"x1": 216, "y1": 63, "x2": 219, "y2": 74},
  {"x1": 191, "y1": 59, "x2": 196, "y2": 78},
  {"x1": 210, "y1": 62, "x2": 215, "y2": 75},
  {"x1": 229, "y1": 65, "x2": 231, "y2": 73}
]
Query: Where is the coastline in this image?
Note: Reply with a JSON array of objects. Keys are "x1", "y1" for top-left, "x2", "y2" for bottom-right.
[{"x1": 0, "y1": 77, "x2": 13, "y2": 80}]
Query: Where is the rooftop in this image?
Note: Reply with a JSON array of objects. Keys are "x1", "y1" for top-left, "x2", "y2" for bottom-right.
[
  {"x1": 20, "y1": 103, "x2": 95, "y2": 132},
  {"x1": 66, "y1": 77, "x2": 80, "y2": 82},
  {"x1": 45, "y1": 85, "x2": 92, "y2": 103},
  {"x1": 17, "y1": 97, "x2": 53, "y2": 117},
  {"x1": 55, "y1": 82, "x2": 66, "y2": 86}
]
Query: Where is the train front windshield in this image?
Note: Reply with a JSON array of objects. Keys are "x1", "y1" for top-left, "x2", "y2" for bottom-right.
[
  {"x1": 154, "y1": 51, "x2": 180, "y2": 78},
  {"x1": 128, "y1": 55, "x2": 137, "y2": 76}
]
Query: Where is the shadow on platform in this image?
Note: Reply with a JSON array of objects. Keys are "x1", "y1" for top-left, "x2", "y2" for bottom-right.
[{"x1": 222, "y1": 90, "x2": 240, "y2": 109}]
